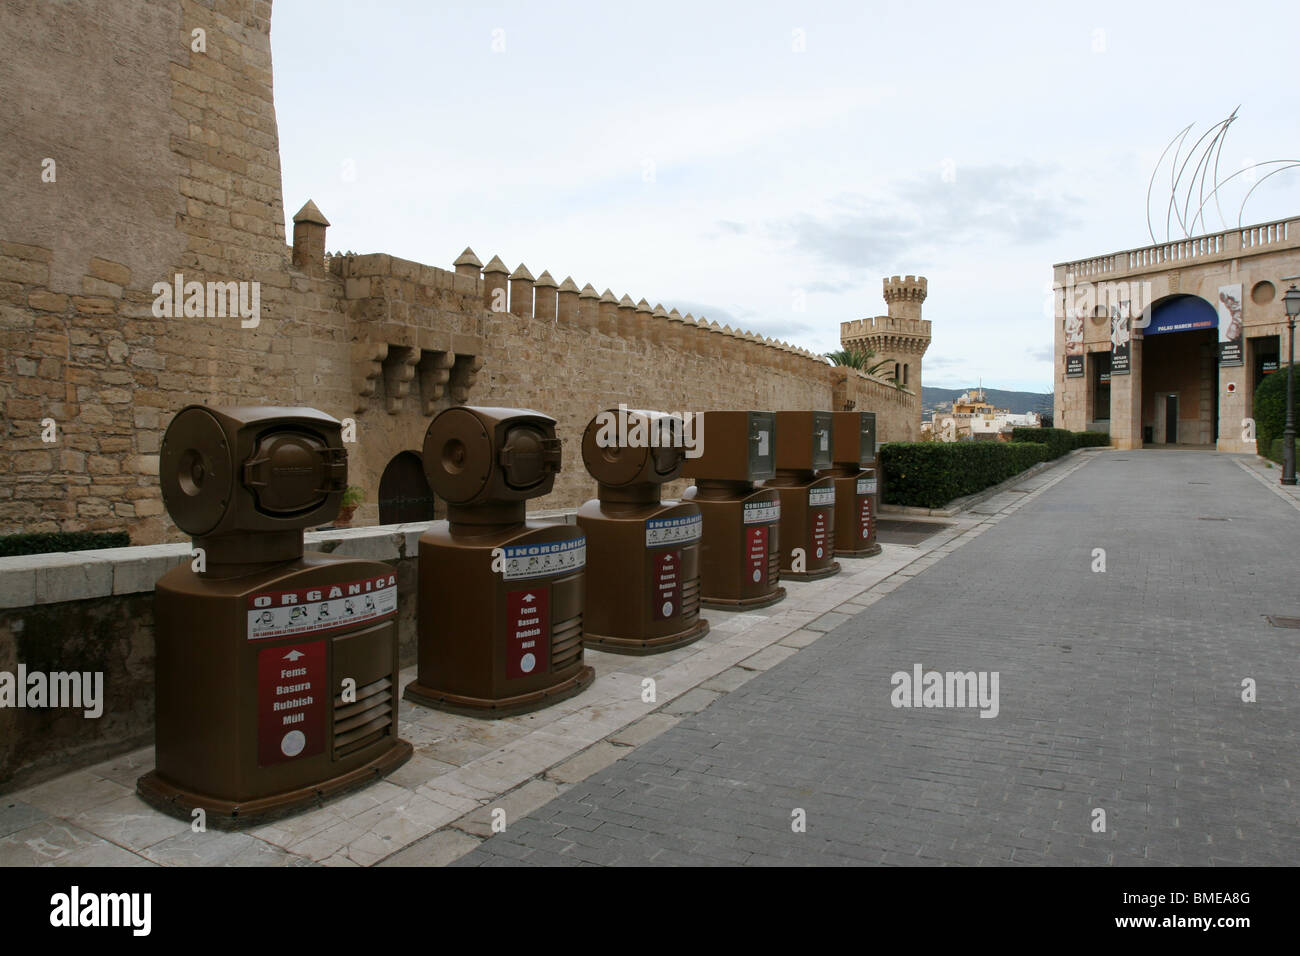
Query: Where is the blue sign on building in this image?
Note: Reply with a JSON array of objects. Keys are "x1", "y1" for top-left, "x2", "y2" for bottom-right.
[{"x1": 1144, "y1": 295, "x2": 1217, "y2": 336}]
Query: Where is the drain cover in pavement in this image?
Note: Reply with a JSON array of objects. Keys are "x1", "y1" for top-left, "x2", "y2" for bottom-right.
[{"x1": 1267, "y1": 616, "x2": 1300, "y2": 628}]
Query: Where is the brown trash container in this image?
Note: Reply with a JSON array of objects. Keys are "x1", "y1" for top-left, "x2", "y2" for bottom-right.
[
  {"x1": 403, "y1": 406, "x2": 594, "y2": 716},
  {"x1": 820, "y1": 410, "x2": 882, "y2": 557},
  {"x1": 137, "y1": 406, "x2": 412, "y2": 829},
  {"x1": 760, "y1": 411, "x2": 841, "y2": 580},
  {"x1": 576, "y1": 407, "x2": 709, "y2": 654},
  {"x1": 681, "y1": 411, "x2": 785, "y2": 610}
]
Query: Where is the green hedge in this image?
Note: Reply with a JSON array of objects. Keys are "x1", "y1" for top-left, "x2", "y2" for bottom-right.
[
  {"x1": 1010, "y1": 426, "x2": 1111, "y2": 456},
  {"x1": 0, "y1": 531, "x2": 130, "y2": 558},
  {"x1": 1254, "y1": 365, "x2": 1289, "y2": 458},
  {"x1": 880, "y1": 441, "x2": 1049, "y2": 508},
  {"x1": 1010, "y1": 426, "x2": 1072, "y2": 458}
]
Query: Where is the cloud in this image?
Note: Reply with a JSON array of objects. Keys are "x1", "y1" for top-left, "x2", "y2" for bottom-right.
[
  {"x1": 667, "y1": 300, "x2": 744, "y2": 328},
  {"x1": 770, "y1": 163, "x2": 1085, "y2": 271},
  {"x1": 1024, "y1": 344, "x2": 1055, "y2": 362},
  {"x1": 663, "y1": 299, "x2": 823, "y2": 346}
]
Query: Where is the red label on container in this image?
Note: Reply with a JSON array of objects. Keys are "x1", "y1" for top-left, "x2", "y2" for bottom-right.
[
  {"x1": 652, "y1": 549, "x2": 682, "y2": 620},
  {"x1": 506, "y1": 588, "x2": 549, "y2": 679},
  {"x1": 746, "y1": 526, "x2": 768, "y2": 586},
  {"x1": 859, "y1": 494, "x2": 872, "y2": 540},
  {"x1": 257, "y1": 641, "x2": 326, "y2": 767},
  {"x1": 811, "y1": 509, "x2": 830, "y2": 560}
]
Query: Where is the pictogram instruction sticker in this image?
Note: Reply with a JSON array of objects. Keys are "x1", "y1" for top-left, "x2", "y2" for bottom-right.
[
  {"x1": 743, "y1": 499, "x2": 780, "y2": 524},
  {"x1": 856, "y1": 476, "x2": 877, "y2": 495},
  {"x1": 646, "y1": 514, "x2": 701, "y2": 547},
  {"x1": 247, "y1": 574, "x2": 397, "y2": 640},
  {"x1": 500, "y1": 538, "x2": 585, "y2": 581},
  {"x1": 859, "y1": 492, "x2": 873, "y2": 540},
  {"x1": 506, "y1": 588, "x2": 549, "y2": 679},
  {"x1": 809, "y1": 486, "x2": 835, "y2": 507}
]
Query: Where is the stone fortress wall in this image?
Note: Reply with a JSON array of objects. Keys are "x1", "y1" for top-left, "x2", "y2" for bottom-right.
[{"x1": 0, "y1": 0, "x2": 928, "y2": 546}]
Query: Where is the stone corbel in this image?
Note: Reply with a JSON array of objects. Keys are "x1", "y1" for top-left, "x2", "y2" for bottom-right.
[
  {"x1": 352, "y1": 341, "x2": 389, "y2": 413},
  {"x1": 382, "y1": 345, "x2": 420, "y2": 414},
  {"x1": 450, "y1": 354, "x2": 485, "y2": 404},
  {"x1": 418, "y1": 350, "x2": 456, "y2": 415}
]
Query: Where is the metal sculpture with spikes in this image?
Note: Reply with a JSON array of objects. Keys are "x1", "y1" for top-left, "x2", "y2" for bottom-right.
[{"x1": 1147, "y1": 107, "x2": 1299, "y2": 244}]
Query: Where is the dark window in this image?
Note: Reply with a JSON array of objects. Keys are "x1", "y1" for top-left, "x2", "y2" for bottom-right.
[{"x1": 1091, "y1": 351, "x2": 1111, "y2": 422}]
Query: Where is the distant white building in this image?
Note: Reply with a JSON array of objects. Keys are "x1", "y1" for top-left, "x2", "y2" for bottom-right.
[{"x1": 925, "y1": 388, "x2": 1041, "y2": 441}]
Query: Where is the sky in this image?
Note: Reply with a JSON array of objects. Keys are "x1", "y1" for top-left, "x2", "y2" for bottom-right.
[{"x1": 270, "y1": 0, "x2": 1300, "y2": 393}]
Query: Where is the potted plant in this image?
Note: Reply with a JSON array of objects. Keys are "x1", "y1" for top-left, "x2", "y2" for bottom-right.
[{"x1": 336, "y1": 486, "x2": 364, "y2": 527}]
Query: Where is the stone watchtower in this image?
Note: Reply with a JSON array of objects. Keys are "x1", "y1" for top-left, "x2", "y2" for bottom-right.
[{"x1": 839, "y1": 275, "x2": 932, "y2": 390}]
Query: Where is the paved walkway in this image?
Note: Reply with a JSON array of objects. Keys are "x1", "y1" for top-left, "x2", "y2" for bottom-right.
[{"x1": 456, "y1": 450, "x2": 1299, "y2": 866}]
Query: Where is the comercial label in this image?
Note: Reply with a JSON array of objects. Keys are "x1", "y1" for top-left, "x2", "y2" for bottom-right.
[
  {"x1": 742, "y1": 499, "x2": 780, "y2": 524},
  {"x1": 856, "y1": 477, "x2": 877, "y2": 495},
  {"x1": 506, "y1": 588, "x2": 549, "y2": 679},
  {"x1": 811, "y1": 509, "x2": 830, "y2": 560},
  {"x1": 646, "y1": 514, "x2": 701, "y2": 548},
  {"x1": 859, "y1": 493, "x2": 872, "y2": 540},
  {"x1": 809, "y1": 486, "x2": 835, "y2": 507},
  {"x1": 500, "y1": 538, "x2": 585, "y2": 581},
  {"x1": 652, "y1": 550, "x2": 682, "y2": 620},
  {"x1": 746, "y1": 526, "x2": 768, "y2": 585},
  {"x1": 257, "y1": 640, "x2": 326, "y2": 767},
  {"x1": 247, "y1": 574, "x2": 397, "y2": 640}
]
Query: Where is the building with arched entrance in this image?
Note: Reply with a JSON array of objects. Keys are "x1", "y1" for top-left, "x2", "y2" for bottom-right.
[{"x1": 1053, "y1": 217, "x2": 1300, "y2": 451}]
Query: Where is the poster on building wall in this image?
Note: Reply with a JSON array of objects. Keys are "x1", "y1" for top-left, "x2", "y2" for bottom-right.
[
  {"x1": 1065, "y1": 308, "x2": 1084, "y2": 377},
  {"x1": 1110, "y1": 301, "x2": 1131, "y2": 375},
  {"x1": 1217, "y1": 284, "x2": 1244, "y2": 367}
]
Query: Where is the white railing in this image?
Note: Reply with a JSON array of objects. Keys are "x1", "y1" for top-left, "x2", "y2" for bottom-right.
[{"x1": 1058, "y1": 217, "x2": 1295, "y2": 276}]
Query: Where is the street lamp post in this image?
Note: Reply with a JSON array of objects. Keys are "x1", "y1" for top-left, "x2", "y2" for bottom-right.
[{"x1": 1282, "y1": 284, "x2": 1300, "y2": 485}]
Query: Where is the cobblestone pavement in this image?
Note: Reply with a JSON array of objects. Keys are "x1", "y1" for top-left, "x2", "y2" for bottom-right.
[{"x1": 457, "y1": 450, "x2": 1299, "y2": 866}]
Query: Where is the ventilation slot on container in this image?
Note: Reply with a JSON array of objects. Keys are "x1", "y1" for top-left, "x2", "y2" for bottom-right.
[
  {"x1": 768, "y1": 549, "x2": 781, "y2": 585},
  {"x1": 333, "y1": 676, "x2": 394, "y2": 758},
  {"x1": 681, "y1": 577, "x2": 701, "y2": 618},
  {"x1": 551, "y1": 613, "x2": 584, "y2": 672}
]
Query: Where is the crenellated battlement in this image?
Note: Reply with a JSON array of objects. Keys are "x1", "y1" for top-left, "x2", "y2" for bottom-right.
[
  {"x1": 840, "y1": 314, "x2": 932, "y2": 343},
  {"x1": 881, "y1": 275, "x2": 928, "y2": 322},
  {"x1": 446, "y1": 247, "x2": 830, "y2": 365},
  {"x1": 882, "y1": 274, "x2": 928, "y2": 301}
]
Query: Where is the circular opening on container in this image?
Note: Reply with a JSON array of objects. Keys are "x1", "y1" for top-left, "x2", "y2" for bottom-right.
[
  {"x1": 177, "y1": 449, "x2": 205, "y2": 496},
  {"x1": 441, "y1": 438, "x2": 467, "y2": 474}
]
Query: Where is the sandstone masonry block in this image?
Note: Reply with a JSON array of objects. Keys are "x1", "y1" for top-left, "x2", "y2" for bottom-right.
[{"x1": 27, "y1": 291, "x2": 68, "y2": 312}]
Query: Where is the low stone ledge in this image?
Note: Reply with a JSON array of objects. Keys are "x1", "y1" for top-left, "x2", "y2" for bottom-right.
[{"x1": 0, "y1": 510, "x2": 584, "y2": 609}]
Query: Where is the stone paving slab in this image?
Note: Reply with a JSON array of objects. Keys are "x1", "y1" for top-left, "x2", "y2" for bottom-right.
[{"x1": 456, "y1": 450, "x2": 1299, "y2": 866}]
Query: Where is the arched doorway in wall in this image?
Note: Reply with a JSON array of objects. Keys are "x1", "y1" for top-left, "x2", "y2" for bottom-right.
[
  {"x1": 1141, "y1": 295, "x2": 1219, "y2": 446},
  {"x1": 378, "y1": 451, "x2": 438, "y2": 524}
]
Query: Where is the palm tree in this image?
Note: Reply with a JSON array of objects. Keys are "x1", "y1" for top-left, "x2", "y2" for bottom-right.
[{"x1": 825, "y1": 346, "x2": 895, "y2": 381}]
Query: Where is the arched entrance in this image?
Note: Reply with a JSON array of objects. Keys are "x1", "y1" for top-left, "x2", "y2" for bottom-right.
[
  {"x1": 378, "y1": 451, "x2": 438, "y2": 524},
  {"x1": 1141, "y1": 295, "x2": 1218, "y2": 446}
]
